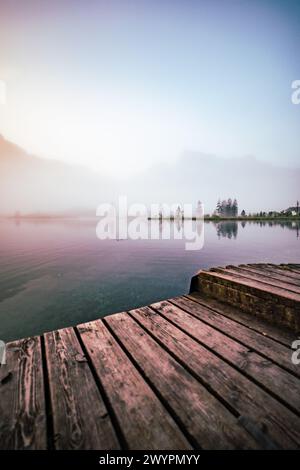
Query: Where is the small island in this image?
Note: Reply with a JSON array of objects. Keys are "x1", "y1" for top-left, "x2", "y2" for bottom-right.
[{"x1": 148, "y1": 199, "x2": 300, "y2": 221}]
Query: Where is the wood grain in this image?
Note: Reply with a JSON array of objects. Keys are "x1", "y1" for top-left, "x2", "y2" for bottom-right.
[
  {"x1": 215, "y1": 267, "x2": 300, "y2": 294},
  {"x1": 259, "y1": 264, "x2": 300, "y2": 281},
  {"x1": 236, "y1": 265, "x2": 300, "y2": 287},
  {"x1": 153, "y1": 299, "x2": 300, "y2": 414},
  {"x1": 1, "y1": 263, "x2": 299, "y2": 450},
  {"x1": 187, "y1": 292, "x2": 295, "y2": 346},
  {"x1": 169, "y1": 296, "x2": 299, "y2": 376},
  {"x1": 44, "y1": 327, "x2": 119, "y2": 450},
  {"x1": 106, "y1": 312, "x2": 259, "y2": 449},
  {"x1": 190, "y1": 269, "x2": 300, "y2": 331},
  {"x1": 131, "y1": 306, "x2": 300, "y2": 449},
  {"x1": 0, "y1": 336, "x2": 46, "y2": 449},
  {"x1": 201, "y1": 269, "x2": 300, "y2": 302},
  {"x1": 77, "y1": 319, "x2": 191, "y2": 450}
]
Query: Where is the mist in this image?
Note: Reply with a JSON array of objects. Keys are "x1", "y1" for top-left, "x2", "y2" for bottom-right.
[{"x1": 1, "y1": 135, "x2": 299, "y2": 215}]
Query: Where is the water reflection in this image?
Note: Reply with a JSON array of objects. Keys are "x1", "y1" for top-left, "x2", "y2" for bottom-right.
[
  {"x1": 214, "y1": 222, "x2": 238, "y2": 239},
  {"x1": 153, "y1": 219, "x2": 300, "y2": 240},
  {"x1": 0, "y1": 217, "x2": 299, "y2": 341},
  {"x1": 8, "y1": 216, "x2": 300, "y2": 241},
  {"x1": 211, "y1": 219, "x2": 300, "y2": 239}
]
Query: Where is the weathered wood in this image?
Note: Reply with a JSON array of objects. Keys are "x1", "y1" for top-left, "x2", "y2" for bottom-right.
[
  {"x1": 77, "y1": 319, "x2": 191, "y2": 450},
  {"x1": 131, "y1": 306, "x2": 300, "y2": 449},
  {"x1": 1, "y1": 262, "x2": 300, "y2": 450},
  {"x1": 237, "y1": 265, "x2": 300, "y2": 287},
  {"x1": 0, "y1": 336, "x2": 46, "y2": 449},
  {"x1": 44, "y1": 327, "x2": 119, "y2": 450},
  {"x1": 186, "y1": 292, "x2": 296, "y2": 346},
  {"x1": 217, "y1": 266, "x2": 300, "y2": 294},
  {"x1": 190, "y1": 269, "x2": 300, "y2": 331},
  {"x1": 106, "y1": 313, "x2": 259, "y2": 449},
  {"x1": 169, "y1": 296, "x2": 298, "y2": 376},
  {"x1": 280, "y1": 264, "x2": 300, "y2": 275},
  {"x1": 152, "y1": 299, "x2": 300, "y2": 414},
  {"x1": 254, "y1": 263, "x2": 300, "y2": 277},
  {"x1": 260, "y1": 264, "x2": 300, "y2": 281},
  {"x1": 206, "y1": 268, "x2": 300, "y2": 303}
]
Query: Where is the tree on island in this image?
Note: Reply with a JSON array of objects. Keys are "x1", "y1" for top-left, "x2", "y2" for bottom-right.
[
  {"x1": 216, "y1": 198, "x2": 238, "y2": 217},
  {"x1": 232, "y1": 198, "x2": 238, "y2": 216},
  {"x1": 216, "y1": 199, "x2": 221, "y2": 215},
  {"x1": 221, "y1": 200, "x2": 228, "y2": 215}
]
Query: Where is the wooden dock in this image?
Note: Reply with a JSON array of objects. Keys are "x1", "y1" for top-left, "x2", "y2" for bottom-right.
[{"x1": 0, "y1": 263, "x2": 300, "y2": 450}]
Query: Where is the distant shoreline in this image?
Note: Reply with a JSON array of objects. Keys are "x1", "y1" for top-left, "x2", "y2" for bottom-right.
[
  {"x1": 148, "y1": 216, "x2": 300, "y2": 222},
  {"x1": 1, "y1": 215, "x2": 299, "y2": 222}
]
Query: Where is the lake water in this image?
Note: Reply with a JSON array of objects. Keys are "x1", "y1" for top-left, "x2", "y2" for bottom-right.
[{"x1": 0, "y1": 218, "x2": 299, "y2": 341}]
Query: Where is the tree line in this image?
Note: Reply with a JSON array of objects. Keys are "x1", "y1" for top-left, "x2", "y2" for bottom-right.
[{"x1": 215, "y1": 198, "x2": 238, "y2": 217}]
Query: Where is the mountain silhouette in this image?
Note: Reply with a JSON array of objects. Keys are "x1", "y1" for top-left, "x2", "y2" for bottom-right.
[{"x1": 0, "y1": 135, "x2": 115, "y2": 215}]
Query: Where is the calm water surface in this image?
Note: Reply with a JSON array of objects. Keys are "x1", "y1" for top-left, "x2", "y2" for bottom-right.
[{"x1": 0, "y1": 218, "x2": 299, "y2": 341}]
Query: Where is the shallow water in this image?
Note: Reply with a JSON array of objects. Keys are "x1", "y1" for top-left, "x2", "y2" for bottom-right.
[{"x1": 0, "y1": 218, "x2": 299, "y2": 341}]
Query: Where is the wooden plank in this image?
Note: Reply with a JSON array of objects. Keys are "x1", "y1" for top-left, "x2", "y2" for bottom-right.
[
  {"x1": 130, "y1": 306, "x2": 300, "y2": 449},
  {"x1": 77, "y1": 319, "x2": 191, "y2": 450},
  {"x1": 261, "y1": 264, "x2": 300, "y2": 277},
  {"x1": 258, "y1": 264, "x2": 300, "y2": 281},
  {"x1": 0, "y1": 336, "x2": 46, "y2": 450},
  {"x1": 279, "y1": 264, "x2": 300, "y2": 275},
  {"x1": 190, "y1": 270, "x2": 300, "y2": 331},
  {"x1": 206, "y1": 269, "x2": 300, "y2": 302},
  {"x1": 219, "y1": 266, "x2": 300, "y2": 294},
  {"x1": 187, "y1": 292, "x2": 296, "y2": 346},
  {"x1": 169, "y1": 296, "x2": 299, "y2": 377},
  {"x1": 106, "y1": 313, "x2": 259, "y2": 449},
  {"x1": 238, "y1": 265, "x2": 300, "y2": 287},
  {"x1": 152, "y1": 300, "x2": 300, "y2": 414},
  {"x1": 44, "y1": 327, "x2": 119, "y2": 450},
  {"x1": 282, "y1": 263, "x2": 300, "y2": 269}
]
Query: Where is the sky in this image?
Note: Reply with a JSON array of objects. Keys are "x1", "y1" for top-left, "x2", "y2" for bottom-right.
[{"x1": 0, "y1": 0, "x2": 299, "y2": 178}]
